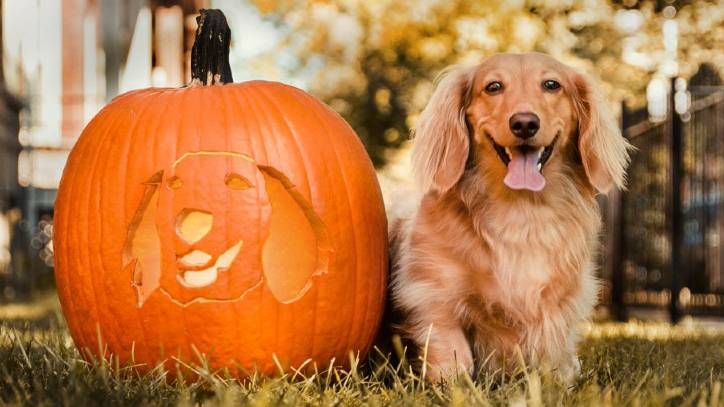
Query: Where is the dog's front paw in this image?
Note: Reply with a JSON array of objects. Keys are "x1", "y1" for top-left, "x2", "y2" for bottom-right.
[
  {"x1": 555, "y1": 356, "x2": 581, "y2": 387},
  {"x1": 410, "y1": 323, "x2": 474, "y2": 383},
  {"x1": 423, "y1": 352, "x2": 474, "y2": 383}
]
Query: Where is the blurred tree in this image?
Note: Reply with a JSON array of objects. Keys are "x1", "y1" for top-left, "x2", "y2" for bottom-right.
[{"x1": 252, "y1": 0, "x2": 723, "y2": 166}]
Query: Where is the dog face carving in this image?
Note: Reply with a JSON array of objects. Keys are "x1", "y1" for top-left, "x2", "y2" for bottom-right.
[{"x1": 122, "y1": 151, "x2": 331, "y2": 307}]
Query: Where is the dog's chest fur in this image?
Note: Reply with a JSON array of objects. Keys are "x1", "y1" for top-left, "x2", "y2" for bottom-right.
[
  {"x1": 474, "y1": 197, "x2": 594, "y2": 307},
  {"x1": 457, "y1": 189, "x2": 601, "y2": 362}
]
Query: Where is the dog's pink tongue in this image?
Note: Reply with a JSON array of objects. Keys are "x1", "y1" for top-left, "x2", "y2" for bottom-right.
[{"x1": 504, "y1": 149, "x2": 546, "y2": 191}]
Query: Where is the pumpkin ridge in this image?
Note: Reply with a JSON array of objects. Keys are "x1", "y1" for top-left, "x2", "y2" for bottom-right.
[
  {"x1": 75, "y1": 102, "x2": 134, "y2": 356},
  {"x1": 131, "y1": 90, "x2": 187, "y2": 358},
  {"x1": 234, "y1": 85, "x2": 317, "y2": 367},
  {"x1": 296, "y1": 90, "x2": 363, "y2": 357},
  {"x1": 55, "y1": 112, "x2": 98, "y2": 354},
  {"x1": 272, "y1": 85, "x2": 337, "y2": 355},
  {"x1": 167, "y1": 88, "x2": 213, "y2": 358},
  {"x1": 93, "y1": 107, "x2": 146, "y2": 355},
  {"x1": 306, "y1": 88, "x2": 387, "y2": 357},
  {"x1": 77, "y1": 106, "x2": 136, "y2": 354},
  {"x1": 195, "y1": 88, "x2": 268, "y2": 363},
  {"x1": 118, "y1": 91, "x2": 175, "y2": 356},
  {"x1": 310, "y1": 85, "x2": 388, "y2": 354},
  {"x1": 194, "y1": 84, "x2": 264, "y2": 360},
  {"x1": 110, "y1": 92, "x2": 161, "y2": 359},
  {"x1": 216, "y1": 86, "x2": 259, "y2": 357},
  {"x1": 56, "y1": 112, "x2": 100, "y2": 351},
  {"x1": 253, "y1": 86, "x2": 314, "y2": 201},
  {"x1": 224, "y1": 86, "x2": 275, "y2": 362},
  {"x1": 272, "y1": 85, "x2": 340, "y2": 362}
]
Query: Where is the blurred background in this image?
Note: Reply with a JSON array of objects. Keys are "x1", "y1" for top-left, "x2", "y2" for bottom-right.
[{"x1": 0, "y1": 0, "x2": 721, "y2": 322}]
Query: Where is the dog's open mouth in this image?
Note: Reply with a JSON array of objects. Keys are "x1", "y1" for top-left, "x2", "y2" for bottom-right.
[
  {"x1": 176, "y1": 240, "x2": 243, "y2": 288},
  {"x1": 487, "y1": 134, "x2": 558, "y2": 192}
]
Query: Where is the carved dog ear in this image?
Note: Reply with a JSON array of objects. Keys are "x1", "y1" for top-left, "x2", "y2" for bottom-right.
[
  {"x1": 412, "y1": 66, "x2": 474, "y2": 194},
  {"x1": 257, "y1": 166, "x2": 332, "y2": 304},
  {"x1": 572, "y1": 73, "x2": 632, "y2": 193},
  {"x1": 124, "y1": 171, "x2": 163, "y2": 307}
]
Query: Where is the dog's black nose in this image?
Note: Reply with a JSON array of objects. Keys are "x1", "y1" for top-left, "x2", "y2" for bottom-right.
[{"x1": 509, "y1": 112, "x2": 540, "y2": 139}]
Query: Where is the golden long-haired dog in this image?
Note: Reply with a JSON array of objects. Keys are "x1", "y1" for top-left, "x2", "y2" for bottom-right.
[{"x1": 390, "y1": 53, "x2": 631, "y2": 383}]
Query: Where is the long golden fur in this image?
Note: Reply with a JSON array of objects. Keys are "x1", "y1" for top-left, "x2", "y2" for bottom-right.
[{"x1": 390, "y1": 53, "x2": 631, "y2": 383}]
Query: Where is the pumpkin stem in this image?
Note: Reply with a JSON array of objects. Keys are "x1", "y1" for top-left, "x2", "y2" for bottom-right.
[{"x1": 190, "y1": 9, "x2": 233, "y2": 86}]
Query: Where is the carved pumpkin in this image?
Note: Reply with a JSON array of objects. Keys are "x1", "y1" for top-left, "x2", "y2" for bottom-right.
[{"x1": 53, "y1": 10, "x2": 387, "y2": 377}]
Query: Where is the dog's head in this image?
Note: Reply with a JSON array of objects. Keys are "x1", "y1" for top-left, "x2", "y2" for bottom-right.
[{"x1": 412, "y1": 53, "x2": 630, "y2": 196}]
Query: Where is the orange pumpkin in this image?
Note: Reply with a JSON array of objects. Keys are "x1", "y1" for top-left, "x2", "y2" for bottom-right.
[{"x1": 53, "y1": 9, "x2": 387, "y2": 377}]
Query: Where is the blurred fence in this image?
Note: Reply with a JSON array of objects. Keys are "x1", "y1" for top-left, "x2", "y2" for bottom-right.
[{"x1": 609, "y1": 81, "x2": 724, "y2": 321}]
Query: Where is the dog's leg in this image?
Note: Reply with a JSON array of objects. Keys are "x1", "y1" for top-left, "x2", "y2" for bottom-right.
[
  {"x1": 538, "y1": 329, "x2": 581, "y2": 386},
  {"x1": 414, "y1": 322, "x2": 473, "y2": 382},
  {"x1": 555, "y1": 335, "x2": 582, "y2": 386}
]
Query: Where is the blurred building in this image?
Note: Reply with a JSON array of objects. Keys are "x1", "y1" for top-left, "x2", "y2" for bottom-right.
[
  {"x1": 0, "y1": 0, "x2": 209, "y2": 299},
  {"x1": 0, "y1": 4, "x2": 21, "y2": 288}
]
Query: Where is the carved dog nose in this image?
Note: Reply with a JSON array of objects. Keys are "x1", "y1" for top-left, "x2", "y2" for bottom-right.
[
  {"x1": 176, "y1": 209, "x2": 213, "y2": 245},
  {"x1": 509, "y1": 112, "x2": 540, "y2": 139}
]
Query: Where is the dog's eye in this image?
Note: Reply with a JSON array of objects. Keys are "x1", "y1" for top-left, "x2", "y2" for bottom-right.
[
  {"x1": 485, "y1": 81, "x2": 503, "y2": 94},
  {"x1": 542, "y1": 80, "x2": 561, "y2": 91}
]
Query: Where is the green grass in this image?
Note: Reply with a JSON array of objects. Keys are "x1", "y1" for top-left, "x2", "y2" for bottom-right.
[{"x1": 0, "y1": 293, "x2": 722, "y2": 406}]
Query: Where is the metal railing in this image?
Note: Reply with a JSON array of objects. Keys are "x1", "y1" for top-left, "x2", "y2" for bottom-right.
[{"x1": 609, "y1": 81, "x2": 724, "y2": 321}]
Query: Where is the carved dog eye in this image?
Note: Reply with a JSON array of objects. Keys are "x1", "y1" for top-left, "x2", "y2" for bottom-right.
[{"x1": 225, "y1": 173, "x2": 252, "y2": 190}]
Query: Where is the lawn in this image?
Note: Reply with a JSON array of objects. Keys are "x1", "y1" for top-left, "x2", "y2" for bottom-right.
[{"x1": 0, "y1": 292, "x2": 722, "y2": 406}]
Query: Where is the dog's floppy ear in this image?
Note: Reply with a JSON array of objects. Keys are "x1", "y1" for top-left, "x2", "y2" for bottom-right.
[
  {"x1": 412, "y1": 66, "x2": 474, "y2": 194},
  {"x1": 572, "y1": 72, "x2": 631, "y2": 193}
]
